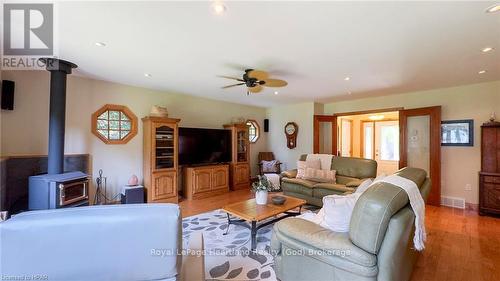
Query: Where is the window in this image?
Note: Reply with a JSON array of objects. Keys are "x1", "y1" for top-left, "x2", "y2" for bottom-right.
[
  {"x1": 246, "y1": 120, "x2": 260, "y2": 143},
  {"x1": 91, "y1": 104, "x2": 138, "y2": 144}
]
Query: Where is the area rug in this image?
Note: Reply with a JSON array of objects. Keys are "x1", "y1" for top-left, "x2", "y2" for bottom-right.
[{"x1": 183, "y1": 208, "x2": 311, "y2": 281}]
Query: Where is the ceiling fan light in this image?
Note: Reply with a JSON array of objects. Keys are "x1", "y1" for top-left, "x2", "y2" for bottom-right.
[
  {"x1": 481, "y1": 47, "x2": 494, "y2": 53},
  {"x1": 485, "y1": 4, "x2": 500, "y2": 13}
]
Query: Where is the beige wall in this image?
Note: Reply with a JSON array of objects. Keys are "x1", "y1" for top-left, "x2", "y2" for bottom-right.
[
  {"x1": 266, "y1": 102, "x2": 315, "y2": 171},
  {"x1": 0, "y1": 71, "x2": 268, "y2": 197},
  {"x1": 325, "y1": 80, "x2": 500, "y2": 204}
]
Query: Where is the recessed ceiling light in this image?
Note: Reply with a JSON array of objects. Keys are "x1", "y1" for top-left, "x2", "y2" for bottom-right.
[
  {"x1": 212, "y1": 2, "x2": 226, "y2": 15},
  {"x1": 485, "y1": 4, "x2": 500, "y2": 13},
  {"x1": 144, "y1": 73, "x2": 152, "y2": 77},
  {"x1": 478, "y1": 70, "x2": 487, "y2": 74},
  {"x1": 481, "y1": 47, "x2": 494, "y2": 53},
  {"x1": 274, "y1": 91, "x2": 279, "y2": 95},
  {"x1": 344, "y1": 77, "x2": 351, "y2": 81},
  {"x1": 95, "y1": 42, "x2": 106, "y2": 47}
]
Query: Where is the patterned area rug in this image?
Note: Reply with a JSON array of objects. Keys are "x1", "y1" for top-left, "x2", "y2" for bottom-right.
[{"x1": 182, "y1": 209, "x2": 277, "y2": 280}]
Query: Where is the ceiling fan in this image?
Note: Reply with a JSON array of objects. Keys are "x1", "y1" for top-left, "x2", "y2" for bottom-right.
[{"x1": 219, "y1": 69, "x2": 288, "y2": 95}]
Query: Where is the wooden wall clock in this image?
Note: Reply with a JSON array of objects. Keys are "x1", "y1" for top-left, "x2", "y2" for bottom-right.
[{"x1": 284, "y1": 122, "x2": 298, "y2": 149}]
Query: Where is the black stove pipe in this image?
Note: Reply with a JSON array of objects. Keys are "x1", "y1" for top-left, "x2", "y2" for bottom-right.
[{"x1": 39, "y1": 58, "x2": 77, "y2": 174}]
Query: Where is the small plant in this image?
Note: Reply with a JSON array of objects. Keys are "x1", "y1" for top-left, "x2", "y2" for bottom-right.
[{"x1": 252, "y1": 175, "x2": 274, "y2": 192}]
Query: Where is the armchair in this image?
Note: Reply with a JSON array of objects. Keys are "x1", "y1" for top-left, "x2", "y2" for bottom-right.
[
  {"x1": 272, "y1": 167, "x2": 431, "y2": 281},
  {"x1": 257, "y1": 152, "x2": 282, "y2": 175}
]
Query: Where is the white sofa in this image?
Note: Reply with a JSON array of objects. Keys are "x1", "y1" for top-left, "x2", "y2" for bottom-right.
[{"x1": 0, "y1": 204, "x2": 204, "y2": 281}]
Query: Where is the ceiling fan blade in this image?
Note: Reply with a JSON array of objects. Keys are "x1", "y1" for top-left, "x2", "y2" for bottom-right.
[
  {"x1": 262, "y1": 79, "x2": 288, "y2": 87},
  {"x1": 217, "y1": 75, "x2": 244, "y2": 82},
  {"x1": 222, "y1": 83, "x2": 246, "y2": 89},
  {"x1": 248, "y1": 85, "x2": 263, "y2": 93},
  {"x1": 247, "y1": 70, "x2": 269, "y2": 80}
]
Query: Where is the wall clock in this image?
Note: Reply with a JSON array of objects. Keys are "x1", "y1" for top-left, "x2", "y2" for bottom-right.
[{"x1": 284, "y1": 122, "x2": 298, "y2": 149}]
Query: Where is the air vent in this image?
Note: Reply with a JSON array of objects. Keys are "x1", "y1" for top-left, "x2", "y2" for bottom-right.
[{"x1": 440, "y1": 196, "x2": 465, "y2": 209}]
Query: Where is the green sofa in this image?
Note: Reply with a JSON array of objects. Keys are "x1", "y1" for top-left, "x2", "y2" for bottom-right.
[
  {"x1": 281, "y1": 155, "x2": 378, "y2": 206},
  {"x1": 271, "y1": 167, "x2": 431, "y2": 281}
]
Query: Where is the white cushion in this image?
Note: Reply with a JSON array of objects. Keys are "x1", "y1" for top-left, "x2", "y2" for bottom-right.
[
  {"x1": 296, "y1": 161, "x2": 306, "y2": 178},
  {"x1": 303, "y1": 168, "x2": 336, "y2": 183},
  {"x1": 296, "y1": 159, "x2": 321, "y2": 179},
  {"x1": 354, "y1": 179, "x2": 373, "y2": 194},
  {"x1": 320, "y1": 193, "x2": 361, "y2": 232}
]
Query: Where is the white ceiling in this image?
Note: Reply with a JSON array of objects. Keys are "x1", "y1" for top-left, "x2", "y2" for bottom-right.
[{"x1": 53, "y1": 1, "x2": 500, "y2": 107}]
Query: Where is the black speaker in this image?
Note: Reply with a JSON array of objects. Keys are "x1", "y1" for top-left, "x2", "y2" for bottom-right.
[
  {"x1": 264, "y1": 119, "x2": 269, "y2": 132},
  {"x1": 1, "y1": 80, "x2": 15, "y2": 110}
]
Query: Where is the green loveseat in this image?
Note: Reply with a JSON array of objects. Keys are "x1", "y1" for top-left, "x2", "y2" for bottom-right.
[
  {"x1": 271, "y1": 167, "x2": 431, "y2": 281},
  {"x1": 281, "y1": 155, "x2": 377, "y2": 206}
]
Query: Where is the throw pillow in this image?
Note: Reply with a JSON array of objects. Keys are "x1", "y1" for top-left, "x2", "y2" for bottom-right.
[
  {"x1": 261, "y1": 160, "x2": 278, "y2": 173},
  {"x1": 321, "y1": 193, "x2": 361, "y2": 232},
  {"x1": 296, "y1": 159, "x2": 321, "y2": 179},
  {"x1": 296, "y1": 161, "x2": 306, "y2": 178},
  {"x1": 354, "y1": 179, "x2": 373, "y2": 194},
  {"x1": 303, "y1": 168, "x2": 336, "y2": 183}
]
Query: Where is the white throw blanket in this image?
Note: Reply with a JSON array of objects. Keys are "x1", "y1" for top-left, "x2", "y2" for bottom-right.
[
  {"x1": 379, "y1": 175, "x2": 427, "y2": 251},
  {"x1": 306, "y1": 154, "x2": 333, "y2": 171},
  {"x1": 264, "y1": 173, "x2": 281, "y2": 190}
]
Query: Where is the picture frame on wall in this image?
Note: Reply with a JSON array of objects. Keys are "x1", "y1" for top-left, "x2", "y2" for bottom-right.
[{"x1": 441, "y1": 119, "x2": 474, "y2": 146}]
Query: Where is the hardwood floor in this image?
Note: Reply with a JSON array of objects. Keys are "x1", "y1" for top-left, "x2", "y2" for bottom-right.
[
  {"x1": 412, "y1": 206, "x2": 500, "y2": 281},
  {"x1": 179, "y1": 190, "x2": 500, "y2": 281}
]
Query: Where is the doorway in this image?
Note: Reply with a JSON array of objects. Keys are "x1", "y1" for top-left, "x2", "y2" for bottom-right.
[
  {"x1": 339, "y1": 112, "x2": 400, "y2": 175},
  {"x1": 361, "y1": 120, "x2": 400, "y2": 175},
  {"x1": 313, "y1": 106, "x2": 441, "y2": 206}
]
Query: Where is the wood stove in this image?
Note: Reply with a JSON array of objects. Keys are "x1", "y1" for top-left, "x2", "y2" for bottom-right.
[
  {"x1": 28, "y1": 58, "x2": 89, "y2": 210},
  {"x1": 29, "y1": 172, "x2": 89, "y2": 210}
]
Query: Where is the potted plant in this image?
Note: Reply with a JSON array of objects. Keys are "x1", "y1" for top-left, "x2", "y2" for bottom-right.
[{"x1": 252, "y1": 175, "x2": 273, "y2": 205}]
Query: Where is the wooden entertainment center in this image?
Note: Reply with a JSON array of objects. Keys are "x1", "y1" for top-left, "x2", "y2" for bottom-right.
[
  {"x1": 143, "y1": 118, "x2": 251, "y2": 202},
  {"x1": 184, "y1": 164, "x2": 229, "y2": 200},
  {"x1": 224, "y1": 123, "x2": 251, "y2": 190},
  {"x1": 143, "y1": 117, "x2": 181, "y2": 204}
]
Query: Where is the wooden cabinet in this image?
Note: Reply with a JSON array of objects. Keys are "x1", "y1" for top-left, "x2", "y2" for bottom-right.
[
  {"x1": 143, "y1": 117, "x2": 181, "y2": 203},
  {"x1": 152, "y1": 171, "x2": 177, "y2": 201},
  {"x1": 479, "y1": 122, "x2": 500, "y2": 216},
  {"x1": 184, "y1": 164, "x2": 229, "y2": 200},
  {"x1": 224, "y1": 123, "x2": 251, "y2": 190}
]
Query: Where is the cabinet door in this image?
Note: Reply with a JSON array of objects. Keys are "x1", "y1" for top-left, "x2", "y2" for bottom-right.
[
  {"x1": 212, "y1": 167, "x2": 228, "y2": 190},
  {"x1": 234, "y1": 164, "x2": 250, "y2": 185},
  {"x1": 152, "y1": 171, "x2": 177, "y2": 200},
  {"x1": 152, "y1": 122, "x2": 178, "y2": 171},
  {"x1": 193, "y1": 168, "x2": 212, "y2": 193},
  {"x1": 484, "y1": 183, "x2": 500, "y2": 210}
]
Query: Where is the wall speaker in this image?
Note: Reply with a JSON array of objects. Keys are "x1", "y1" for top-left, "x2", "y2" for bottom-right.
[
  {"x1": 1, "y1": 80, "x2": 15, "y2": 110},
  {"x1": 264, "y1": 119, "x2": 269, "y2": 132}
]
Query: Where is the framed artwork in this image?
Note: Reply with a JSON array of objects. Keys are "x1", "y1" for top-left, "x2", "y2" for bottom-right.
[{"x1": 441, "y1": 119, "x2": 473, "y2": 146}]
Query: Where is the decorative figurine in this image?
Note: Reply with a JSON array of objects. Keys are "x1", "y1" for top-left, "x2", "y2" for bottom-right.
[{"x1": 128, "y1": 174, "x2": 139, "y2": 186}]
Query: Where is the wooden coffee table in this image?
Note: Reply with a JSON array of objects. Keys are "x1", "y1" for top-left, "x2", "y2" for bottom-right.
[{"x1": 222, "y1": 195, "x2": 306, "y2": 251}]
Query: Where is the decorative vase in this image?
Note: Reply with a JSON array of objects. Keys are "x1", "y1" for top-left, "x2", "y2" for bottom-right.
[{"x1": 255, "y1": 190, "x2": 268, "y2": 205}]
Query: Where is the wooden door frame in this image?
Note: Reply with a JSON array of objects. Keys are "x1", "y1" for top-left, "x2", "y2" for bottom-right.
[
  {"x1": 399, "y1": 106, "x2": 441, "y2": 206},
  {"x1": 313, "y1": 115, "x2": 337, "y2": 154}
]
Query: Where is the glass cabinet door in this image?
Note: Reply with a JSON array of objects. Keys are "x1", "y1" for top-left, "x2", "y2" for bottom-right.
[
  {"x1": 155, "y1": 125, "x2": 175, "y2": 169},
  {"x1": 236, "y1": 129, "x2": 248, "y2": 163}
]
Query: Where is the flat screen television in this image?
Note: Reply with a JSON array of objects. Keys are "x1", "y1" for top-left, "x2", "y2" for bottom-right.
[{"x1": 179, "y1": 127, "x2": 232, "y2": 165}]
